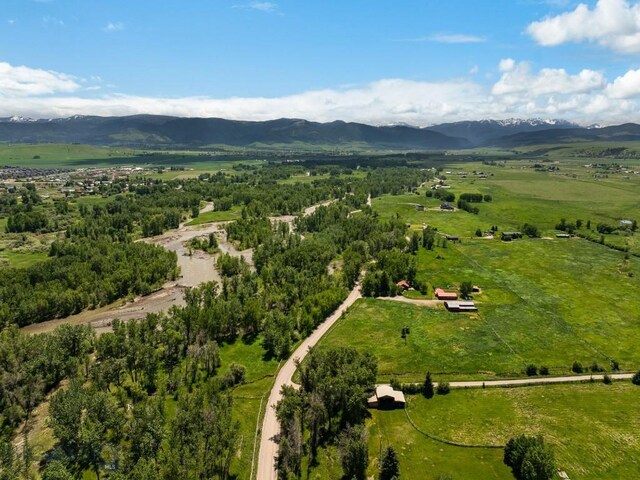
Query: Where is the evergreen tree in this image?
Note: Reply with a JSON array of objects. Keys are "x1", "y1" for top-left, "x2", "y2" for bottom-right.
[
  {"x1": 423, "y1": 371, "x2": 434, "y2": 399},
  {"x1": 379, "y1": 445, "x2": 400, "y2": 480}
]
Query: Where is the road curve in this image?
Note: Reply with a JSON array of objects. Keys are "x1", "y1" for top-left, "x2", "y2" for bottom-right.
[{"x1": 256, "y1": 282, "x2": 362, "y2": 480}]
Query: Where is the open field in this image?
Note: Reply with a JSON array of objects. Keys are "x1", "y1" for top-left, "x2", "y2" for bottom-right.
[
  {"x1": 369, "y1": 382, "x2": 640, "y2": 480},
  {"x1": 0, "y1": 143, "x2": 265, "y2": 171},
  {"x1": 372, "y1": 159, "x2": 640, "y2": 253},
  {"x1": 320, "y1": 235, "x2": 640, "y2": 381},
  {"x1": 185, "y1": 206, "x2": 243, "y2": 225}
]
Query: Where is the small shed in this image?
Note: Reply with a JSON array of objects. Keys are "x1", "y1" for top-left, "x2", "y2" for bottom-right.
[
  {"x1": 367, "y1": 385, "x2": 406, "y2": 409},
  {"x1": 414, "y1": 204, "x2": 425, "y2": 211},
  {"x1": 556, "y1": 233, "x2": 571, "y2": 238},
  {"x1": 440, "y1": 202, "x2": 455, "y2": 211},
  {"x1": 396, "y1": 280, "x2": 410, "y2": 290}
]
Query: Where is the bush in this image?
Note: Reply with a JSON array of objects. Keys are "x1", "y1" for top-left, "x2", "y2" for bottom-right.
[
  {"x1": 539, "y1": 366, "x2": 549, "y2": 375},
  {"x1": 571, "y1": 361, "x2": 583, "y2": 374},
  {"x1": 602, "y1": 374, "x2": 612, "y2": 385},
  {"x1": 590, "y1": 362, "x2": 604, "y2": 373},
  {"x1": 504, "y1": 435, "x2": 555, "y2": 480},
  {"x1": 436, "y1": 381, "x2": 450, "y2": 395},
  {"x1": 632, "y1": 371, "x2": 640, "y2": 385},
  {"x1": 525, "y1": 364, "x2": 538, "y2": 376},
  {"x1": 522, "y1": 223, "x2": 539, "y2": 238}
]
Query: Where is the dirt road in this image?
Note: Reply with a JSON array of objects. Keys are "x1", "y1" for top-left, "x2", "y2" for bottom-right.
[
  {"x1": 376, "y1": 296, "x2": 442, "y2": 307},
  {"x1": 256, "y1": 282, "x2": 363, "y2": 480},
  {"x1": 445, "y1": 373, "x2": 635, "y2": 388}
]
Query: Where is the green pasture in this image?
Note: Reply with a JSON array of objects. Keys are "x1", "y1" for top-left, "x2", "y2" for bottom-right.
[
  {"x1": 0, "y1": 143, "x2": 266, "y2": 171},
  {"x1": 320, "y1": 237, "x2": 640, "y2": 381},
  {"x1": 372, "y1": 163, "x2": 640, "y2": 252},
  {"x1": 186, "y1": 206, "x2": 243, "y2": 225},
  {"x1": 374, "y1": 382, "x2": 640, "y2": 480}
]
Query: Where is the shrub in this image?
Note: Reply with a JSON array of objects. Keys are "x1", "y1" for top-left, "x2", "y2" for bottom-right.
[
  {"x1": 525, "y1": 364, "x2": 538, "y2": 376},
  {"x1": 522, "y1": 223, "x2": 539, "y2": 238},
  {"x1": 602, "y1": 374, "x2": 612, "y2": 385},
  {"x1": 436, "y1": 381, "x2": 450, "y2": 395},
  {"x1": 610, "y1": 359, "x2": 620, "y2": 371},
  {"x1": 590, "y1": 362, "x2": 604, "y2": 373},
  {"x1": 571, "y1": 361, "x2": 583, "y2": 374},
  {"x1": 423, "y1": 372, "x2": 434, "y2": 399},
  {"x1": 632, "y1": 371, "x2": 640, "y2": 386},
  {"x1": 539, "y1": 366, "x2": 549, "y2": 375}
]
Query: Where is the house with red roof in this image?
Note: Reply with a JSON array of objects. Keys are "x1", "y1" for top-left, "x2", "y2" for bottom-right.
[{"x1": 435, "y1": 288, "x2": 457, "y2": 300}]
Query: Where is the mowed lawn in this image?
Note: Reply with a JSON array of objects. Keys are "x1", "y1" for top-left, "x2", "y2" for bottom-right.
[
  {"x1": 385, "y1": 382, "x2": 640, "y2": 480},
  {"x1": 320, "y1": 238, "x2": 640, "y2": 381}
]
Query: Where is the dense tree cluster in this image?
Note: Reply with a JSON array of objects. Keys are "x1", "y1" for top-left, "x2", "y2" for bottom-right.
[
  {"x1": 0, "y1": 239, "x2": 177, "y2": 327},
  {"x1": 504, "y1": 435, "x2": 555, "y2": 480},
  {"x1": 0, "y1": 324, "x2": 94, "y2": 442},
  {"x1": 276, "y1": 347, "x2": 377, "y2": 479}
]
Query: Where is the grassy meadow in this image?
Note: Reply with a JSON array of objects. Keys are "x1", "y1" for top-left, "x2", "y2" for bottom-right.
[
  {"x1": 369, "y1": 382, "x2": 640, "y2": 480},
  {"x1": 321, "y1": 234, "x2": 640, "y2": 381}
]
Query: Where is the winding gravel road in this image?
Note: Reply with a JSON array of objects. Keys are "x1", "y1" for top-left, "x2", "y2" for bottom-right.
[{"x1": 256, "y1": 282, "x2": 363, "y2": 480}]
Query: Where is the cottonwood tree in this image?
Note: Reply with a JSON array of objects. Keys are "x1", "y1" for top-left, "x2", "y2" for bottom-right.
[{"x1": 338, "y1": 425, "x2": 369, "y2": 480}]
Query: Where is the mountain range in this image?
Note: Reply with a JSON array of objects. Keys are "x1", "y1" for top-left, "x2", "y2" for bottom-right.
[{"x1": 0, "y1": 115, "x2": 638, "y2": 150}]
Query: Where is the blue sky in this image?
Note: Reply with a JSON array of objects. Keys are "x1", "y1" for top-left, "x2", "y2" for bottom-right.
[{"x1": 3, "y1": 0, "x2": 640, "y2": 124}]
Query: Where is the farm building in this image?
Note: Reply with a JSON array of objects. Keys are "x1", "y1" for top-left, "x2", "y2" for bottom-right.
[
  {"x1": 501, "y1": 232, "x2": 522, "y2": 241},
  {"x1": 445, "y1": 234, "x2": 459, "y2": 242},
  {"x1": 367, "y1": 385, "x2": 406, "y2": 409},
  {"x1": 440, "y1": 202, "x2": 455, "y2": 211},
  {"x1": 556, "y1": 233, "x2": 571, "y2": 238},
  {"x1": 435, "y1": 288, "x2": 458, "y2": 300},
  {"x1": 414, "y1": 204, "x2": 425, "y2": 211},
  {"x1": 444, "y1": 301, "x2": 478, "y2": 312}
]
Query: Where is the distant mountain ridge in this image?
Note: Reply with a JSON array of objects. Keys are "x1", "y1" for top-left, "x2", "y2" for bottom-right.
[
  {"x1": 0, "y1": 115, "x2": 470, "y2": 150},
  {"x1": 0, "y1": 115, "x2": 638, "y2": 149}
]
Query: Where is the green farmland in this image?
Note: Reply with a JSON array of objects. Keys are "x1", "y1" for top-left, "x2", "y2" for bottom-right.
[{"x1": 368, "y1": 382, "x2": 639, "y2": 480}]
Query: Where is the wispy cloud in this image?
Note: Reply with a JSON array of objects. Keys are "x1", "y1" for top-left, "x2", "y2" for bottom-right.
[
  {"x1": 233, "y1": 2, "x2": 279, "y2": 13},
  {"x1": 7, "y1": 19, "x2": 16, "y2": 25},
  {"x1": 399, "y1": 33, "x2": 487, "y2": 44},
  {"x1": 42, "y1": 16, "x2": 64, "y2": 27},
  {"x1": 103, "y1": 22, "x2": 124, "y2": 32}
]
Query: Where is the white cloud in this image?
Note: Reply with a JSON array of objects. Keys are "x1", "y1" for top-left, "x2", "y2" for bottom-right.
[
  {"x1": 103, "y1": 22, "x2": 124, "y2": 32},
  {"x1": 400, "y1": 33, "x2": 486, "y2": 43},
  {"x1": 2, "y1": 60, "x2": 640, "y2": 126},
  {"x1": 492, "y1": 60, "x2": 606, "y2": 96},
  {"x1": 527, "y1": 0, "x2": 640, "y2": 53},
  {"x1": 42, "y1": 16, "x2": 64, "y2": 27},
  {"x1": 499, "y1": 58, "x2": 516, "y2": 72},
  {"x1": 0, "y1": 62, "x2": 80, "y2": 96},
  {"x1": 8, "y1": 19, "x2": 16, "y2": 25},
  {"x1": 606, "y1": 68, "x2": 640, "y2": 97},
  {"x1": 233, "y1": 2, "x2": 279, "y2": 12},
  {"x1": 428, "y1": 33, "x2": 486, "y2": 44},
  {"x1": 469, "y1": 65, "x2": 479, "y2": 75}
]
